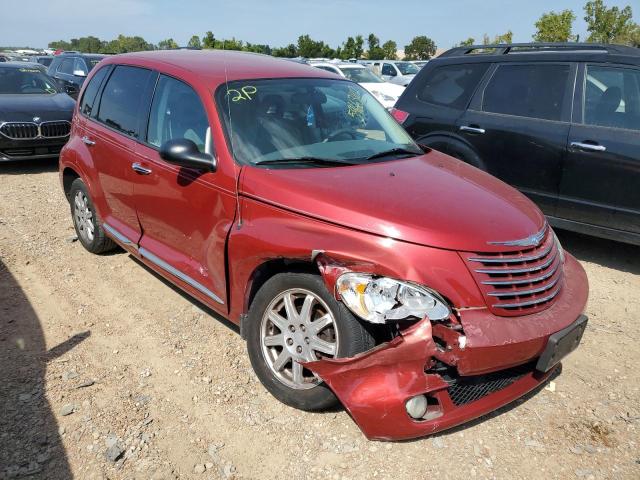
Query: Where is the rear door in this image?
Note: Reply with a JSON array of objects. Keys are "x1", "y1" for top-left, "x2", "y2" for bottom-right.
[
  {"x1": 132, "y1": 74, "x2": 237, "y2": 309},
  {"x1": 81, "y1": 65, "x2": 156, "y2": 245},
  {"x1": 558, "y1": 63, "x2": 640, "y2": 235},
  {"x1": 401, "y1": 62, "x2": 490, "y2": 142},
  {"x1": 456, "y1": 62, "x2": 576, "y2": 215}
]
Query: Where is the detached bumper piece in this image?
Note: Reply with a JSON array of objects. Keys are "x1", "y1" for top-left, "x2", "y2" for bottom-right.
[{"x1": 305, "y1": 315, "x2": 577, "y2": 441}]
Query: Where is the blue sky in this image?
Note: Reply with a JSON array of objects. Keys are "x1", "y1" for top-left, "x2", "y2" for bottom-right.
[{"x1": 3, "y1": 0, "x2": 638, "y2": 50}]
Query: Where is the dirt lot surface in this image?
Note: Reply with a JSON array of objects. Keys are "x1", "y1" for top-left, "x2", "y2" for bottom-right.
[{"x1": 1, "y1": 159, "x2": 639, "y2": 480}]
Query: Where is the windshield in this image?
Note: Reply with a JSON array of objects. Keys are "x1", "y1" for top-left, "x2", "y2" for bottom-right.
[
  {"x1": 216, "y1": 78, "x2": 421, "y2": 167},
  {"x1": 0, "y1": 67, "x2": 59, "y2": 94},
  {"x1": 396, "y1": 62, "x2": 419, "y2": 75},
  {"x1": 339, "y1": 67, "x2": 384, "y2": 84}
]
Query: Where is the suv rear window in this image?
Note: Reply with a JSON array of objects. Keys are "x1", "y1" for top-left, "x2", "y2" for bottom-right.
[
  {"x1": 417, "y1": 63, "x2": 489, "y2": 109},
  {"x1": 482, "y1": 64, "x2": 570, "y2": 121},
  {"x1": 585, "y1": 65, "x2": 640, "y2": 131},
  {"x1": 96, "y1": 65, "x2": 153, "y2": 138}
]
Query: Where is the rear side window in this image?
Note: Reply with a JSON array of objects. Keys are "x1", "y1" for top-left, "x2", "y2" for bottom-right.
[
  {"x1": 382, "y1": 64, "x2": 396, "y2": 76},
  {"x1": 584, "y1": 65, "x2": 640, "y2": 131},
  {"x1": 418, "y1": 63, "x2": 489, "y2": 109},
  {"x1": 97, "y1": 66, "x2": 153, "y2": 138},
  {"x1": 482, "y1": 64, "x2": 570, "y2": 121},
  {"x1": 147, "y1": 75, "x2": 209, "y2": 152},
  {"x1": 79, "y1": 66, "x2": 109, "y2": 117},
  {"x1": 58, "y1": 58, "x2": 74, "y2": 75}
]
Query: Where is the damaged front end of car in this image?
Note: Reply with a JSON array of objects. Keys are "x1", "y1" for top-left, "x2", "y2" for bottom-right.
[{"x1": 304, "y1": 251, "x2": 588, "y2": 441}]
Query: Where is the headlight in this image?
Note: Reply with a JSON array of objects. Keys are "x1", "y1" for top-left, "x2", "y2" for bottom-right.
[
  {"x1": 553, "y1": 231, "x2": 565, "y2": 263},
  {"x1": 336, "y1": 273, "x2": 450, "y2": 324},
  {"x1": 370, "y1": 90, "x2": 396, "y2": 103}
]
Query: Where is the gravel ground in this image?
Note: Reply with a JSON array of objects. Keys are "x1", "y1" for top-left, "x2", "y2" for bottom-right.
[{"x1": 1, "y1": 158, "x2": 639, "y2": 480}]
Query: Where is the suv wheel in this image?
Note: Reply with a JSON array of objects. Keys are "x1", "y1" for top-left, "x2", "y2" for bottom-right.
[
  {"x1": 69, "y1": 178, "x2": 116, "y2": 254},
  {"x1": 246, "y1": 273, "x2": 374, "y2": 411}
]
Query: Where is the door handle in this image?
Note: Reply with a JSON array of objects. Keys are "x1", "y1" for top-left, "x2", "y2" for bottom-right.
[
  {"x1": 459, "y1": 126, "x2": 486, "y2": 134},
  {"x1": 570, "y1": 141, "x2": 606, "y2": 152},
  {"x1": 132, "y1": 162, "x2": 152, "y2": 175},
  {"x1": 81, "y1": 136, "x2": 95, "y2": 146}
]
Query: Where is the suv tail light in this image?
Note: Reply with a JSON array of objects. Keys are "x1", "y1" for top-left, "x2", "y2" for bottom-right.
[{"x1": 390, "y1": 108, "x2": 409, "y2": 124}]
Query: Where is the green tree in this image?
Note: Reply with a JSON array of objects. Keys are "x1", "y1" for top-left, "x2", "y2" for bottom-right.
[
  {"x1": 272, "y1": 43, "x2": 298, "y2": 57},
  {"x1": 187, "y1": 35, "x2": 202, "y2": 48},
  {"x1": 216, "y1": 38, "x2": 244, "y2": 51},
  {"x1": 102, "y1": 35, "x2": 154, "y2": 53},
  {"x1": 584, "y1": 0, "x2": 636, "y2": 43},
  {"x1": 202, "y1": 31, "x2": 216, "y2": 49},
  {"x1": 404, "y1": 35, "x2": 437, "y2": 60},
  {"x1": 157, "y1": 38, "x2": 179, "y2": 50},
  {"x1": 296, "y1": 35, "x2": 332, "y2": 58},
  {"x1": 381, "y1": 40, "x2": 397, "y2": 59},
  {"x1": 457, "y1": 37, "x2": 475, "y2": 47},
  {"x1": 366, "y1": 33, "x2": 385, "y2": 59},
  {"x1": 533, "y1": 10, "x2": 576, "y2": 42},
  {"x1": 483, "y1": 31, "x2": 513, "y2": 44}
]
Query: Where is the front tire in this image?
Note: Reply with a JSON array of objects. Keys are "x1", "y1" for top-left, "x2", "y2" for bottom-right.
[
  {"x1": 246, "y1": 273, "x2": 374, "y2": 411},
  {"x1": 69, "y1": 178, "x2": 116, "y2": 254}
]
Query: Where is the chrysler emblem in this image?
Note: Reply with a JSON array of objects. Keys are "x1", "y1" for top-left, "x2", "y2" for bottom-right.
[
  {"x1": 488, "y1": 224, "x2": 547, "y2": 247},
  {"x1": 33, "y1": 116, "x2": 41, "y2": 123}
]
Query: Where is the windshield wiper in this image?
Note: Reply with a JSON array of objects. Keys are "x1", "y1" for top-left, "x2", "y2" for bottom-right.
[
  {"x1": 364, "y1": 147, "x2": 422, "y2": 162},
  {"x1": 254, "y1": 157, "x2": 357, "y2": 167}
]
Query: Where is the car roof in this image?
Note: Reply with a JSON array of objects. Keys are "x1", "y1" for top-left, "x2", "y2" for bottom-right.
[
  {"x1": 438, "y1": 42, "x2": 640, "y2": 65},
  {"x1": 100, "y1": 49, "x2": 336, "y2": 83},
  {"x1": 0, "y1": 61, "x2": 45, "y2": 69}
]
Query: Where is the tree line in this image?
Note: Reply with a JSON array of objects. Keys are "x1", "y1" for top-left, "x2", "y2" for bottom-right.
[{"x1": 47, "y1": 0, "x2": 638, "y2": 61}]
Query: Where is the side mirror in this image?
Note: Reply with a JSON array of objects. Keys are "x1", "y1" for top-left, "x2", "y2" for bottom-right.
[
  {"x1": 159, "y1": 138, "x2": 216, "y2": 172},
  {"x1": 73, "y1": 69, "x2": 87, "y2": 77}
]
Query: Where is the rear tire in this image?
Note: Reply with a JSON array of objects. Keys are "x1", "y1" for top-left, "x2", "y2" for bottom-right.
[
  {"x1": 69, "y1": 178, "x2": 116, "y2": 254},
  {"x1": 246, "y1": 273, "x2": 375, "y2": 411}
]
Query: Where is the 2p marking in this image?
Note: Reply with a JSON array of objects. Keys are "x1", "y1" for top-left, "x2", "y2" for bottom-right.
[{"x1": 227, "y1": 86, "x2": 257, "y2": 102}]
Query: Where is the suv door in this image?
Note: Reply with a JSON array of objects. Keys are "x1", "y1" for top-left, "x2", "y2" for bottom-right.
[
  {"x1": 401, "y1": 62, "x2": 490, "y2": 146},
  {"x1": 132, "y1": 74, "x2": 237, "y2": 308},
  {"x1": 53, "y1": 57, "x2": 77, "y2": 94},
  {"x1": 81, "y1": 65, "x2": 156, "y2": 246},
  {"x1": 456, "y1": 62, "x2": 576, "y2": 215},
  {"x1": 558, "y1": 63, "x2": 640, "y2": 238}
]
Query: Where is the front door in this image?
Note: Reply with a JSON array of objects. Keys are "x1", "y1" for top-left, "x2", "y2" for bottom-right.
[
  {"x1": 558, "y1": 63, "x2": 640, "y2": 235},
  {"x1": 456, "y1": 62, "x2": 576, "y2": 216},
  {"x1": 133, "y1": 74, "x2": 237, "y2": 310}
]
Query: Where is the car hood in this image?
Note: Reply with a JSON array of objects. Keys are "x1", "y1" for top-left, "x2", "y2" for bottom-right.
[
  {"x1": 0, "y1": 93, "x2": 75, "y2": 122},
  {"x1": 240, "y1": 150, "x2": 546, "y2": 252}
]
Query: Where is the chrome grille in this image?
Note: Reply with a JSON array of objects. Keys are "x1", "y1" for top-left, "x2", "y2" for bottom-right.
[
  {"x1": 0, "y1": 121, "x2": 71, "y2": 140},
  {"x1": 463, "y1": 226, "x2": 563, "y2": 316}
]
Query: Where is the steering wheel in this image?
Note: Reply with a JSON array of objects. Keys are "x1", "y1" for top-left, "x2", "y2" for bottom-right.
[{"x1": 323, "y1": 129, "x2": 358, "y2": 143}]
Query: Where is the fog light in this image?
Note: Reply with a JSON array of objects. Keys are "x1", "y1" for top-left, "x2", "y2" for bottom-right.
[{"x1": 405, "y1": 395, "x2": 428, "y2": 420}]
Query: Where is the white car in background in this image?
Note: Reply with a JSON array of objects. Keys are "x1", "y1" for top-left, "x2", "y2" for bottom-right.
[
  {"x1": 361, "y1": 60, "x2": 420, "y2": 87},
  {"x1": 309, "y1": 62, "x2": 405, "y2": 109}
]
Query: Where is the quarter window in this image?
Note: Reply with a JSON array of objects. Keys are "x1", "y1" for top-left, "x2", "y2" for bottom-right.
[
  {"x1": 79, "y1": 66, "x2": 109, "y2": 117},
  {"x1": 418, "y1": 63, "x2": 489, "y2": 109},
  {"x1": 382, "y1": 64, "x2": 396, "y2": 76},
  {"x1": 147, "y1": 75, "x2": 209, "y2": 152},
  {"x1": 584, "y1": 65, "x2": 640, "y2": 131},
  {"x1": 482, "y1": 64, "x2": 570, "y2": 121},
  {"x1": 97, "y1": 66, "x2": 153, "y2": 138}
]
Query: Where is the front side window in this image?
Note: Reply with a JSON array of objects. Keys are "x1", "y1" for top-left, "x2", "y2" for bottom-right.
[
  {"x1": 0, "y1": 67, "x2": 59, "y2": 94},
  {"x1": 80, "y1": 66, "x2": 109, "y2": 117},
  {"x1": 73, "y1": 58, "x2": 88, "y2": 75},
  {"x1": 418, "y1": 63, "x2": 489, "y2": 109},
  {"x1": 216, "y1": 78, "x2": 421, "y2": 167},
  {"x1": 584, "y1": 65, "x2": 640, "y2": 131},
  {"x1": 396, "y1": 62, "x2": 419, "y2": 75},
  {"x1": 482, "y1": 64, "x2": 570, "y2": 121},
  {"x1": 339, "y1": 67, "x2": 383, "y2": 84},
  {"x1": 58, "y1": 58, "x2": 74, "y2": 75},
  {"x1": 97, "y1": 65, "x2": 152, "y2": 137},
  {"x1": 147, "y1": 75, "x2": 210, "y2": 152}
]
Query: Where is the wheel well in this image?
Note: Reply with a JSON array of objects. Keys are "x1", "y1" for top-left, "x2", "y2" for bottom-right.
[
  {"x1": 418, "y1": 134, "x2": 486, "y2": 171},
  {"x1": 245, "y1": 259, "x2": 319, "y2": 313},
  {"x1": 62, "y1": 168, "x2": 80, "y2": 200}
]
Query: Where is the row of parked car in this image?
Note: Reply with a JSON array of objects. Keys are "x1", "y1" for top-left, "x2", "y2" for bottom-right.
[{"x1": 1, "y1": 42, "x2": 635, "y2": 441}]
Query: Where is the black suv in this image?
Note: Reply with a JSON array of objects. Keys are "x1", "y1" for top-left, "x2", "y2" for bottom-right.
[
  {"x1": 393, "y1": 43, "x2": 640, "y2": 246},
  {"x1": 48, "y1": 53, "x2": 106, "y2": 98}
]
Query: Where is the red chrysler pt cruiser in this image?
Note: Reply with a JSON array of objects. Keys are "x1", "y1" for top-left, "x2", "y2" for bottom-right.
[{"x1": 59, "y1": 50, "x2": 589, "y2": 441}]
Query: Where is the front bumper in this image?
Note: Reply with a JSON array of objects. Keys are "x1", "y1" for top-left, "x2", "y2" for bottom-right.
[
  {"x1": 305, "y1": 253, "x2": 588, "y2": 441},
  {"x1": 0, "y1": 137, "x2": 67, "y2": 161}
]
